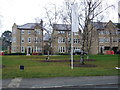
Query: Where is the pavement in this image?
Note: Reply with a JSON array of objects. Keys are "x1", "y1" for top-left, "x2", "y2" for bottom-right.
[{"x1": 1, "y1": 76, "x2": 120, "y2": 89}]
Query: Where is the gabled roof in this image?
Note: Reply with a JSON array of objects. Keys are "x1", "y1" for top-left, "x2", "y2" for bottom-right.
[
  {"x1": 17, "y1": 23, "x2": 41, "y2": 30},
  {"x1": 53, "y1": 24, "x2": 71, "y2": 31}
]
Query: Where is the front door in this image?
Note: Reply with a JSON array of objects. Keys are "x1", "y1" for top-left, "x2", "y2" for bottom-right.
[
  {"x1": 27, "y1": 47, "x2": 31, "y2": 55},
  {"x1": 28, "y1": 47, "x2": 31, "y2": 54}
]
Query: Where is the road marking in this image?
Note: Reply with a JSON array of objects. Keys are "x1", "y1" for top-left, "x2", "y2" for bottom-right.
[
  {"x1": 32, "y1": 83, "x2": 119, "y2": 88},
  {"x1": 32, "y1": 85, "x2": 74, "y2": 88},
  {"x1": 8, "y1": 78, "x2": 22, "y2": 88}
]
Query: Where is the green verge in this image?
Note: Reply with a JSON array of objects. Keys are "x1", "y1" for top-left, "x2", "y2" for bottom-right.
[{"x1": 2, "y1": 55, "x2": 119, "y2": 79}]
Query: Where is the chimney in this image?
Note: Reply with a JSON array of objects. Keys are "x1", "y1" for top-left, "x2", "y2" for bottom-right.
[{"x1": 40, "y1": 19, "x2": 43, "y2": 27}]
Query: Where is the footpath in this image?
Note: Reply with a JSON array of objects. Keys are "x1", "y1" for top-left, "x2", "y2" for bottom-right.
[{"x1": 2, "y1": 76, "x2": 119, "y2": 89}]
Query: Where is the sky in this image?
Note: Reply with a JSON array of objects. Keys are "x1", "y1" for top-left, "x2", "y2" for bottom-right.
[{"x1": 0, "y1": 0, "x2": 119, "y2": 36}]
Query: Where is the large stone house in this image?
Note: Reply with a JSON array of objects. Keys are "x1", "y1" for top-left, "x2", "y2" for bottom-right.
[
  {"x1": 51, "y1": 21, "x2": 120, "y2": 54},
  {"x1": 90, "y1": 20, "x2": 119, "y2": 54},
  {"x1": 11, "y1": 22, "x2": 44, "y2": 54},
  {"x1": 51, "y1": 24, "x2": 82, "y2": 54},
  {"x1": 11, "y1": 20, "x2": 119, "y2": 55}
]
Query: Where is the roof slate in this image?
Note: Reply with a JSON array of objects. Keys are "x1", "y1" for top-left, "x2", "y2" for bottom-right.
[
  {"x1": 53, "y1": 24, "x2": 71, "y2": 31},
  {"x1": 91, "y1": 22, "x2": 107, "y2": 29},
  {"x1": 17, "y1": 23, "x2": 41, "y2": 30}
]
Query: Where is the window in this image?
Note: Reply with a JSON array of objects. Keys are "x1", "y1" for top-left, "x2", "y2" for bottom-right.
[
  {"x1": 21, "y1": 37, "x2": 24, "y2": 43},
  {"x1": 21, "y1": 30, "x2": 24, "y2": 34},
  {"x1": 58, "y1": 31, "x2": 65, "y2": 34},
  {"x1": 117, "y1": 30, "x2": 120, "y2": 34},
  {"x1": 73, "y1": 47, "x2": 80, "y2": 50},
  {"x1": 68, "y1": 38, "x2": 71, "y2": 42},
  {"x1": 104, "y1": 31, "x2": 109, "y2": 35},
  {"x1": 21, "y1": 46, "x2": 24, "y2": 53},
  {"x1": 35, "y1": 47, "x2": 38, "y2": 52},
  {"x1": 99, "y1": 31, "x2": 104, "y2": 35},
  {"x1": 28, "y1": 37, "x2": 31, "y2": 43},
  {"x1": 35, "y1": 29, "x2": 41, "y2": 34},
  {"x1": 104, "y1": 38, "x2": 110, "y2": 42},
  {"x1": 35, "y1": 37, "x2": 38, "y2": 43},
  {"x1": 12, "y1": 37, "x2": 16, "y2": 42},
  {"x1": 39, "y1": 38, "x2": 41, "y2": 42},
  {"x1": 99, "y1": 38, "x2": 104, "y2": 43},
  {"x1": 58, "y1": 47, "x2": 65, "y2": 53},
  {"x1": 74, "y1": 39, "x2": 80, "y2": 43},
  {"x1": 113, "y1": 38, "x2": 118, "y2": 42},
  {"x1": 28, "y1": 30, "x2": 31, "y2": 34},
  {"x1": 119, "y1": 38, "x2": 120, "y2": 42},
  {"x1": 58, "y1": 37, "x2": 65, "y2": 43},
  {"x1": 38, "y1": 48, "x2": 42, "y2": 52}
]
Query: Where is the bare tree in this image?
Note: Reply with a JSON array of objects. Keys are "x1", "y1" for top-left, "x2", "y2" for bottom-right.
[
  {"x1": 60, "y1": 0, "x2": 114, "y2": 64},
  {"x1": 42, "y1": 4, "x2": 62, "y2": 59}
]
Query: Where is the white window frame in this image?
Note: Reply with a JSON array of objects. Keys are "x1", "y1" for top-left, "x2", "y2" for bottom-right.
[
  {"x1": 58, "y1": 31, "x2": 65, "y2": 34},
  {"x1": 21, "y1": 46, "x2": 25, "y2": 53},
  {"x1": 99, "y1": 31, "x2": 104, "y2": 35},
  {"x1": 74, "y1": 38, "x2": 80, "y2": 43},
  {"x1": 35, "y1": 37, "x2": 38, "y2": 43},
  {"x1": 99, "y1": 38, "x2": 104, "y2": 43},
  {"x1": 104, "y1": 38, "x2": 110, "y2": 43},
  {"x1": 35, "y1": 46, "x2": 38, "y2": 52},
  {"x1": 38, "y1": 47, "x2": 42, "y2": 52},
  {"x1": 28, "y1": 37, "x2": 31, "y2": 43},
  {"x1": 21, "y1": 37, "x2": 24, "y2": 43},
  {"x1": 58, "y1": 46, "x2": 65, "y2": 53},
  {"x1": 58, "y1": 37, "x2": 65, "y2": 43}
]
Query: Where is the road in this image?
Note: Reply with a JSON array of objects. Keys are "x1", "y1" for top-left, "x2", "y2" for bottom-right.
[{"x1": 2, "y1": 76, "x2": 119, "y2": 89}]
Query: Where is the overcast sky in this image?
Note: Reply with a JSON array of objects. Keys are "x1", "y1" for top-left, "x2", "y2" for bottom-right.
[{"x1": 0, "y1": 0, "x2": 119, "y2": 35}]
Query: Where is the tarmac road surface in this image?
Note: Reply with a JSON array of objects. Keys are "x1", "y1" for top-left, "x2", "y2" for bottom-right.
[{"x1": 2, "y1": 76, "x2": 119, "y2": 89}]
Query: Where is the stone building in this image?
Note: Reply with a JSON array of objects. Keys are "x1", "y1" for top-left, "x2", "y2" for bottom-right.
[
  {"x1": 11, "y1": 20, "x2": 119, "y2": 55},
  {"x1": 51, "y1": 21, "x2": 120, "y2": 54},
  {"x1": 11, "y1": 22, "x2": 43, "y2": 55},
  {"x1": 51, "y1": 24, "x2": 81, "y2": 54},
  {"x1": 91, "y1": 20, "x2": 119, "y2": 54}
]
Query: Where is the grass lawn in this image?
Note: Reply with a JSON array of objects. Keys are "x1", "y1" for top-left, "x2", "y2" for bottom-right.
[{"x1": 2, "y1": 55, "x2": 119, "y2": 79}]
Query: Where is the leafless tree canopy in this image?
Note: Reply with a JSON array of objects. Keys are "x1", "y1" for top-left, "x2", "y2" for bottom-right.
[{"x1": 42, "y1": 0, "x2": 114, "y2": 63}]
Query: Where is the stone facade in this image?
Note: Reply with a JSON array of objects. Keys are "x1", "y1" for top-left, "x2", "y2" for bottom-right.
[
  {"x1": 51, "y1": 21, "x2": 120, "y2": 54},
  {"x1": 51, "y1": 24, "x2": 82, "y2": 54},
  {"x1": 11, "y1": 22, "x2": 43, "y2": 54},
  {"x1": 11, "y1": 20, "x2": 120, "y2": 55},
  {"x1": 92, "y1": 20, "x2": 120, "y2": 54}
]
